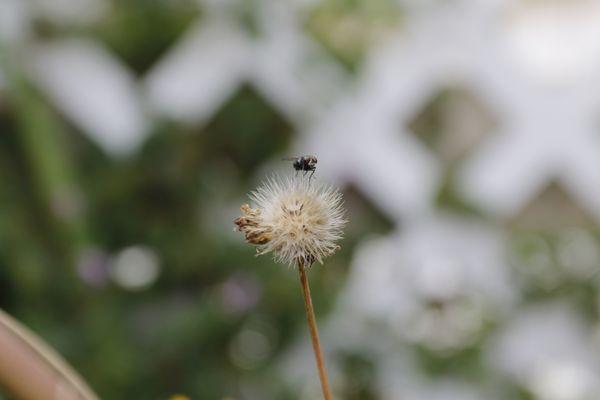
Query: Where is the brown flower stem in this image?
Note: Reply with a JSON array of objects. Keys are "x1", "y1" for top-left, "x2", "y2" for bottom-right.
[
  {"x1": 298, "y1": 261, "x2": 333, "y2": 400},
  {"x1": 0, "y1": 309, "x2": 99, "y2": 400}
]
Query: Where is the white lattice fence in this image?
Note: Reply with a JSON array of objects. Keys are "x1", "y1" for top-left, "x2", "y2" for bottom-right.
[{"x1": 3, "y1": 0, "x2": 600, "y2": 399}]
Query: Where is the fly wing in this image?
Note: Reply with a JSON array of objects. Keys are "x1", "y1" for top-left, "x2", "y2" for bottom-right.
[{"x1": 281, "y1": 156, "x2": 299, "y2": 161}]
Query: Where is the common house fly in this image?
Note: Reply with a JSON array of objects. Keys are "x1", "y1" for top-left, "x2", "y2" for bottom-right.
[{"x1": 282, "y1": 155, "x2": 318, "y2": 180}]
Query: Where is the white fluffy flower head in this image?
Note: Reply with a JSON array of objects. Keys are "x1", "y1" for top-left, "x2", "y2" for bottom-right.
[{"x1": 235, "y1": 176, "x2": 347, "y2": 267}]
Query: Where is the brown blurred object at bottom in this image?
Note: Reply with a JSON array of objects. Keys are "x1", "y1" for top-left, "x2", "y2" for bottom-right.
[{"x1": 0, "y1": 309, "x2": 98, "y2": 400}]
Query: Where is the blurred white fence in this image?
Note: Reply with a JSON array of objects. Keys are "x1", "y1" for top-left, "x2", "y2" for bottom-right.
[{"x1": 3, "y1": 0, "x2": 600, "y2": 399}]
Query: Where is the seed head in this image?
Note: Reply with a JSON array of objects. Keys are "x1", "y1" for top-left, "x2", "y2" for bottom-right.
[{"x1": 234, "y1": 176, "x2": 347, "y2": 267}]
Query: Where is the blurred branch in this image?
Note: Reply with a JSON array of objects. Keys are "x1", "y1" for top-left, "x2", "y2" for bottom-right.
[
  {"x1": 0, "y1": 44, "x2": 92, "y2": 275},
  {"x1": 13, "y1": 83, "x2": 91, "y2": 252},
  {"x1": 0, "y1": 309, "x2": 99, "y2": 400}
]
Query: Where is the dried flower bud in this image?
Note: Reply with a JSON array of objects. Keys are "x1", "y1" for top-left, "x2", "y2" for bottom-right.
[
  {"x1": 234, "y1": 176, "x2": 346, "y2": 266},
  {"x1": 234, "y1": 204, "x2": 272, "y2": 245}
]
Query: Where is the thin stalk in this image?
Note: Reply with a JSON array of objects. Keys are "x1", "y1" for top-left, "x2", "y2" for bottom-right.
[{"x1": 298, "y1": 261, "x2": 333, "y2": 400}]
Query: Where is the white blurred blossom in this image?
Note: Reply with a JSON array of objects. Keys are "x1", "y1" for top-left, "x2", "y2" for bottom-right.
[
  {"x1": 334, "y1": 215, "x2": 516, "y2": 353},
  {"x1": 487, "y1": 303, "x2": 600, "y2": 400}
]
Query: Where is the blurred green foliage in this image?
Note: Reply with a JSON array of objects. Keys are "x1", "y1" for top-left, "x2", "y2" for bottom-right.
[
  {"x1": 0, "y1": 95, "x2": 393, "y2": 398},
  {"x1": 0, "y1": 3, "x2": 396, "y2": 395},
  {"x1": 94, "y1": 0, "x2": 200, "y2": 73},
  {"x1": 306, "y1": 0, "x2": 401, "y2": 71}
]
